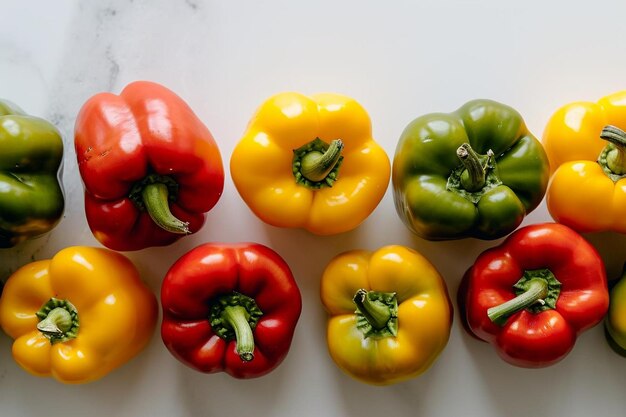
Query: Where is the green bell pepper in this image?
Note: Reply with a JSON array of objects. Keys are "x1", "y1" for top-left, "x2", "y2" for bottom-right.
[
  {"x1": 605, "y1": 264, "x2": 626, "y2": 357},
  {"x1": 0, "y1": 99, "x2": 64, "y2": 248},
  {"x1": 392, "y1": 99, "x2": 549, "y2": 240}
]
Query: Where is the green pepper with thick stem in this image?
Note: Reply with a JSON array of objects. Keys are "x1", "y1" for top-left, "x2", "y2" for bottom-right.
[
  {"x1": 392, "y1": 99, "x2": 550, "y2": 240},
  {"x1": 0, "y1": 99, "x2": 64, "y2": 248}
]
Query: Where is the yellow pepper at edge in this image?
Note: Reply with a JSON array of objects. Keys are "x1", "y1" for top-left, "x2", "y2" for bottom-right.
[
  {"x1": 230, "y1": 92, "x2": 390, "y2": 235},
  {"x1": 543, "y1": 90, "x2": 626, "y2": 232},
  {"x1": 320, "y1": 245, "x2": 452, "y2": 385},
  {"x1": 0, "y1": 246, "x2": 157, "y2": 384}
]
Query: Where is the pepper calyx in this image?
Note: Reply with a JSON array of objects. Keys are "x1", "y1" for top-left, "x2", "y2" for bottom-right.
[
  {"x1": 128, "y1": 174, "x2": 189, "y2": 234},
  {"x1": 209, "y1": 292, "x2": 263, "y2": 362},
  {"x1": 292, "y1": 138, "x2": 344, "y2": 189},
  {"x1": 353, "y1": 289, "x2": 398, "y2": 339},
  {"x1": 36, "y1": 298, "x2": 80, "y2": 344},
  {"x1": 487, "y1": 269, "x2": 561, "y2": 326},
  {"x1": 447, "y1": 143, "x2": 502, "y2": 204},
  {"x1": 598, "y1": 125, "x2": 626, "y2": 181}
]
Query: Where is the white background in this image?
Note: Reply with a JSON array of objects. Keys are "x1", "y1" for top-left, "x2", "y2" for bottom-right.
[{"x1": 2, "y1": 1, "x2": 626, "y2": 416}]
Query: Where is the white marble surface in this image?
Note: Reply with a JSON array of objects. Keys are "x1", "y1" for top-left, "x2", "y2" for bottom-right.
[{"x1": 2, "y1": 0, "x2": 626, "y2": 416}]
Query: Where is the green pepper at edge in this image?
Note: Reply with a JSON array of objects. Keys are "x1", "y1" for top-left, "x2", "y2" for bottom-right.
[
  {"x1": 605, "y1": 264, "x2": 626, "y2": 357},
  {"x1": 0, "y1": 100, "x2": 64, "y2": 248},
  {"x1": 392, "y1": 99, "x2": 549, "y2": 240}
]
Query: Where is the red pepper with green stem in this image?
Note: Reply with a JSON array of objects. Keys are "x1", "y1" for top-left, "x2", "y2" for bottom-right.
[
  {"x1": 74, "y1": 81, "x2": 224, "y2": 251},
  {"x1": 160, "y1": 243, "x2": 302, "y2": 378},
  {"x1": 459, "y1": 223, "x2": 609, "y2": 368}
]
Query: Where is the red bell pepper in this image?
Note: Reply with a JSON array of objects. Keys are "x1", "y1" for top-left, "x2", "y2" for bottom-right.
[
  {"x1": 74, "y1": 81, "x2": 224, "y2": 251},
  {"x1": 459, "y1": 223, "x2": 609, "y2": 368},
  {"x1": 160, "y1": 243, "x2": 302, "y2": 378}
]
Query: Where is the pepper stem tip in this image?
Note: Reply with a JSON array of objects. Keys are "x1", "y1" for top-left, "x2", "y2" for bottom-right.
[{"x1": 142, "y1": 182, "x2": 190, "y2": 234}]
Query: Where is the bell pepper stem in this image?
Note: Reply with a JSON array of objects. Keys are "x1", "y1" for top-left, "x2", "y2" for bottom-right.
[
  {"x1": 36, "y1": 298, "x2": 80, "y2": 344},
  {"x1": 353, "y1": 289, "x2": 392, "y2": 330},
  {"x1": 487, "y1": 278, "x2": 548, "y2": 324},
  {"x1": 600, "y1": 125, "x2": 626, "y2": 175},
  {"x1": 37, "y1": 307, "x2": 72, "y2": 336},
  {"x1": 141, "y1": 182, "x2": 190, "y2": 234},
  {"x1": 457, "y1": 143, "x2": 491, "y2": 192},
  {"x1": 300, "y1": 139, "x2": 344, "y2": 183},
  {"x1": 209, "y1": 292, "x2": 263, "y2": 361},
  {"x1": 221, "y1": 305, "x2": 255, "y2": 362}
]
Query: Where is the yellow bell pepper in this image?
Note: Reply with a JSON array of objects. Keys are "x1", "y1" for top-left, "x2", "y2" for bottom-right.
[
  {"x1": 230, "y1": 92, "x2": 390, "y2": 235},
  {"x1": 543, "y1": 90, "x2": 626, "y2": 232},
  {"x1": 0, "y1": 246, "x2": 157, "y2": 384},
  {"x1": 320, "y1": 245, "x2": 452, "y2": 385}
]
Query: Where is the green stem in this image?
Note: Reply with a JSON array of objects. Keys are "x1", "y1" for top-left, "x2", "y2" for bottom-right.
[
  {"x1": 37, "y1": 308, "x2": 72, "y2": 336},
  {"x1": 222, "y1": 306, "x2": 255, "y2": 362},
  {"x1": 487, "y1": 278, "x2": 548, "y2": 325},
  {"x1": 353, "y1": 289, "x2": 392, "y2": 330},
  {"x1": 142, "y1": 183, "x2": 189, "y2": 234},
  {"x1": 300, "y1": 139, "x2": 344, "y2": 182},
  {"x1": 36, "y1": 298, "x2": 79, "y2": 344},
  {"x1": 209, "y1": 292, "x2": 263, "y2": 362},
  {"x1": 600, "y1": 125, "x2": 626, "y2": 175},
  {"x1": 457, "y1": 143, "x2": 489, "y2": 192}
]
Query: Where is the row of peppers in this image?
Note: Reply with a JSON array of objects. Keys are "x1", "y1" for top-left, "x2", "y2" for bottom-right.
[{"x1": 1, "y1": 82, "x2": 626, "y2": 385}]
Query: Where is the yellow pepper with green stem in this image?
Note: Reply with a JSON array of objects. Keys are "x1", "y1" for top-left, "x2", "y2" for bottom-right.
[
  {"x1": 0, "y1": 246, "x2": 157, "y2": 383},
  {"x1": 230, "y1": 92, "x2": 390, "y2": 235},
  {"x1": 543, "y1": 90, "x2": 626, "y2": 232},
  {"x1": 320, "y1": 245, "x2": 452, "y2": 385}
]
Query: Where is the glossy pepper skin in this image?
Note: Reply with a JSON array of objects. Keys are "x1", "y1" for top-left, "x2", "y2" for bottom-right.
[
  {"x1": 0, "y1": 247, "x2": 157, "y2": 383},
  {"x1": 321, "y1": 245, "x2": 452, "y2": 385},
  {"x1": 393, "y1": 99, "x2": 549, "y2": 240},
  {"x1": 459, "y1": 223, "x2": 609, "y2": 368},
  {"x1": 75, "y1": 81, "x2": 224, "y2": 251},
  {"x1": 161, "y1": 243, "x2": 302, "y2": 379},
  {"x1": 230, "y1": 92, "x2": 390, "y2": 235},
  {"x1": 543, "y1": 91, "x2": 626, "y2": 232},
  {"x1": 0, "y1": 99, "x2": 64, "y2": 247},
  {"x1": 605, "y1": 265, "x2": 626, "y2": 356}
]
